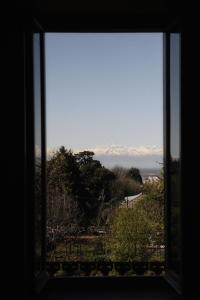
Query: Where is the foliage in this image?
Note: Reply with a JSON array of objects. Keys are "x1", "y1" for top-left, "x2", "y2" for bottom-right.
[
  {"x1": 47, "y1": 147, "x2": 83, "y2": 226},
  {"x1": 47, "y1": 147, "x2": 144, "y2": 229},
  {"x1": 47, "y1": 147, "x2": 117, "y2": 228},
  {"x1": 47, "y1": 146, "x2": 164, "y2": 264},
  {"x1": 141, "y1": 177, "x2": 164, "y2": 223},
  {"x1": 75, "y1": 151, "x2": 95, "y2": 166},
  {"x1": 111, "y1": 166, "x2": 127, "y2": 178},
  {"x1": 126, "y1": 167, "x2": 143, "y2": 184},
  {"x1": 117, "y1": 177, "x2": 142, "y2": 197},
  {"x1": 105, "y1": 207, "x2": 154, "y2": 261},
  {"x1": 110, "y1": 165, "x2": 142, "y2": 199},
  {"x1": 105, "y1": 173, "x2": 164, "y2": 262}
]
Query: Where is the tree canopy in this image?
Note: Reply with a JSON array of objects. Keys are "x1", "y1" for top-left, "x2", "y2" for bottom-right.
[{"x1": 47, "y1": 147, "x2": 143, "y2": 229}]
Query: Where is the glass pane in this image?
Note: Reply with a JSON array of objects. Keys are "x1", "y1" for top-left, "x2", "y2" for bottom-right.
[
  {"x1": 33, "y1": 33, "x2": 42, "y2": 276},
  {"x1": 45, "y1": 33, "x2": 164, "y2": 277},
  {"x1": 169, "y1": 33, "x2": 181, "y2": 276}
]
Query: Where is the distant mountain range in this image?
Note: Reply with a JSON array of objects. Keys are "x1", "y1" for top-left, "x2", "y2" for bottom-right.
[
  {"x1": 83, "y1": 144, "x2": 162, "y2": 156},
  {"x1": 81, "y1": 144, "x2": 163, "y2": 169}
]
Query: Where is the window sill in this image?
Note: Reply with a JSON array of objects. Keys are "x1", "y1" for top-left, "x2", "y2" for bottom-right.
[{"x1": 40, "y1": 276, "x2": 180, "y2": 300}]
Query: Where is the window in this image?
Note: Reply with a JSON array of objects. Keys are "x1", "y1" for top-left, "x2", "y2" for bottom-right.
[
  {"x1": 45, "y1": 33, "x2": 164, "y2": 277},
  {"x1": 26, "y1": 20, "x2": 182, "y2": 294}
]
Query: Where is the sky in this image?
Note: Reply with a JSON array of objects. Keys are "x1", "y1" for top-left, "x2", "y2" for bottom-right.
[{"x1": 45, "y1": 33, "x2": 163, "y2": 169}]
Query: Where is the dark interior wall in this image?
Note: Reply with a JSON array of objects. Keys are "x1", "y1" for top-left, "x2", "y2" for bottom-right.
[
  {"x1": 181, "y1": 24, "x2": 199, "y2": 297},
  {"x1": 3, "y1": 11, "x2": 28, "y2": 297},
  {"x1": 6, "y1": 1, "x2": 197, "y2": 298},
  {"x1": 18, "y1": 0, "x2": 179, "y2": 31},
  {"x1": 24, "y1": 0, "x2": 169, "y2": 14}
]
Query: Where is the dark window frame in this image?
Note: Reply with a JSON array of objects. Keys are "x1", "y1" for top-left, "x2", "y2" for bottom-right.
[
  {"x1": 25, "y1": 16, "x2": 182, "y2": 296},
  {"x1": 164, "y1": 31, "x2": 182, "y2": 294}
]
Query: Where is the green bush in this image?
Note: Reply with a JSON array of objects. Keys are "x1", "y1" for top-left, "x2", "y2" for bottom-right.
[
  {"x1": 105, "y1": 207, "x2": 154, "y2": 261},
  {"x1": 105, "y1": 178, "x2": 164, "y2": 262}
]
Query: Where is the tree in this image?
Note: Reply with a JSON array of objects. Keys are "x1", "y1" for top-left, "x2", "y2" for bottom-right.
[
  {"x1": 47, "y1": 147, "x2": 117, "y2": 228},
  {"x1": 137, "y1": 175, "x2": 164, "y2": 249},
  {"x1": 126, "y1": 167, "x2": 143, "y2": 184},
  {"x1": 111, "y1": 166, "x2": 127, "y2": 178},
  {"x1": 111, "y1": 166, "x2": 142, "y2": 197},
  {"x1": 46, "y1": 146, "x2": 83, "y2": 226},
  {"x1": 75, "y1": 151, "x2": 95, "y2": 166},
  {"x1": 117, "y1": 177, "x2": 142, "y2": 197},
  {"x1": 76, "y1": 154, "x2": 116, "y2": 226}
]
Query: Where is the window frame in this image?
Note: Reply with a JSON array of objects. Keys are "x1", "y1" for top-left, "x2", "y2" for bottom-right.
[
  {"x1": 25, "y1": 20, "x2": 49, "y2": 294},
  {"x1": 163, "y1": 31, "x2": 182, "y2": 295},
  {"x1": 25, "y1": 17, "x2": 182, "y2": 295}
]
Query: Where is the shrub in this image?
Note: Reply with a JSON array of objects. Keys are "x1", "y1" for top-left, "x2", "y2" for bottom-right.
[{"x1": 105, "y1": 207, "x2": 154, "y2": 261}]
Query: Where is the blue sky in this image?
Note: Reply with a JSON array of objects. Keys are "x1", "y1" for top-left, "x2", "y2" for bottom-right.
[{"x1": 45, "y1": 33, "x2": 163, "y2": 168}]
